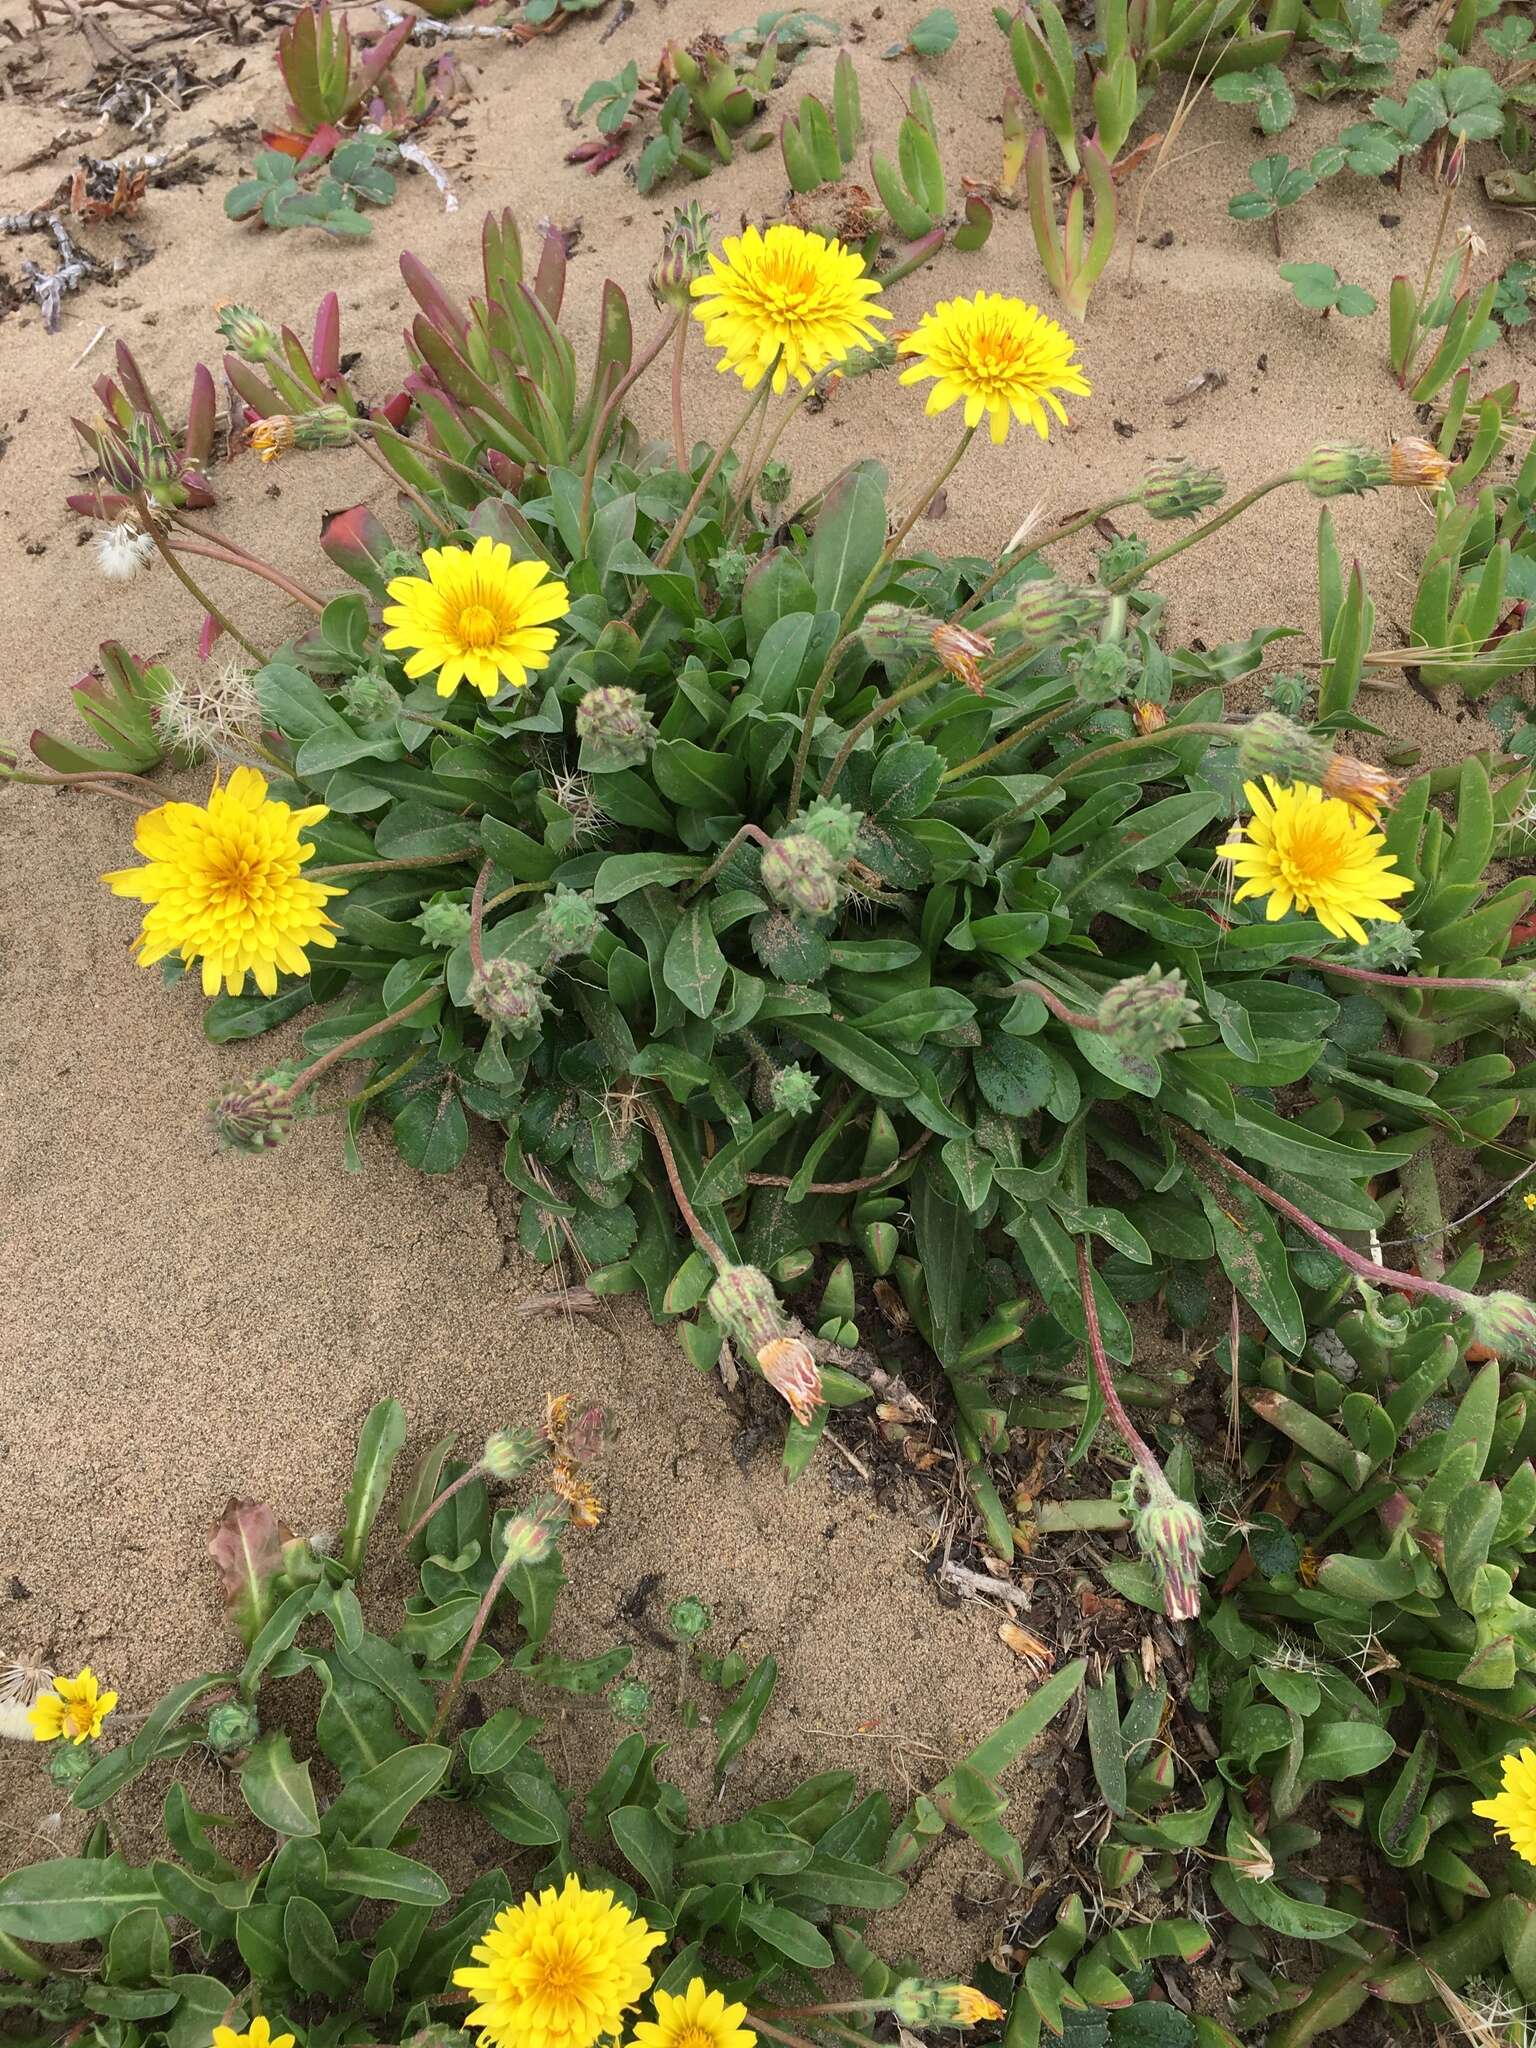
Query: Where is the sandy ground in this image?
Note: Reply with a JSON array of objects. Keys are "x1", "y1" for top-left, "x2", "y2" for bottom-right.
[{"x1": 0, "y1": 0, "x2": 1531, "y2": 1969}]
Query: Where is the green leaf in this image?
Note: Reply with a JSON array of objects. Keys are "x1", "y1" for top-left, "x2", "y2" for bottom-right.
[
  {"x1": 808, "y1": 460, "x2": 888, "y2": 615},
  {"x1": 340, "y1": 1398, "x2": 407, "y2": 1577},
  {"x1": 0, "y1": 1858, "x2": 163, "y2": 1942},
  {"x1": 680, "y1": 1818, "x2": 813, "y2": 1885},
  {"x1": 283, "y1": 1893, "x2": 358, "y2": 1998},
  {"x1": 739, "y1": 1899, "x2": 835, "y2": 1967},
  {"x1": 593, "y1": 853, "x2": 707, "y2": 903},
  {"x1": 610, "y1": 1805, "x2": 678, "y2": 1900},
  {"x1": 1298, "y1": 1720, "x2": 1396, "y2": 1783},
  {"x1": 787, "y1": 1017, "x2": 915, "y2": 1098},
  {"x1": 241, "y1": 1733, "x2": 320, "y2": 1838},
  {"x1": 325, "y1": 1847, "x2": 450, "y2": 1905},
  {"x1": 714, "y1": 1656, "x2": 778, "y2": 1787},
  {"x1": 663, "y1": 900, "x2": 729, "y2": 1019},
  {"x1": 393, "y1": 1087, "x2": 468, "y2": 1174},
  {"x1": 1192, "y1": 1177, "x2": 1304, "y2": 1353},
  {"x1": 321, "y1": 1743, "x2": 451, "y2": 1848}
]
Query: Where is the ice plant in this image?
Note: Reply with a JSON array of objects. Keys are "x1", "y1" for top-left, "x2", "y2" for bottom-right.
[
  {"x1": 1217, "y1": 777, "x2": 1413, "y2": 945},
  {"x1": 213, "y1": 2021, "x2": 295, "y2": 2048},
  {"x1": 28, "y1": 1666, "x2": 117, "y2": 1745},
  {"x1": 897, "y1": 292, "x2": 1089, "y2": 443},
  {"x1": 1473, "y1": 1746, "x2": 1536, "y2": 1865},
  {"x1": 633, "y1": 1979, "x2": 756, "y2": 2048},
  {"x1": 103, "y1": 768, "x2": 345, "y2": 998},
  {"x1": 689, "y1": 222, "x2": 889, "y2": 393},
  {"x1": 382, "y1": 538, "x2": 571, "y2": 700},
  {"x1": 453, "y1": 1873, "x2": 664, "y2": 2048}
]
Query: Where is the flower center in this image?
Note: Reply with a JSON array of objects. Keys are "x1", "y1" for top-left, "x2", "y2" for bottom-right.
[
  {"x1": 457, "y1": 603, "x2": 502, "y2": 650},
  {"x1": 64, "y1": 1698, "x2": 95, "y2": 1737},
  {"x1": 675, "y1": 2028, "x2": 718, "y2": 2048}
]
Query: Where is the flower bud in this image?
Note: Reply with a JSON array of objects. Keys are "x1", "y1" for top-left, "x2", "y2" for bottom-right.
[
  {"x1": 858, "y1": 602, "x2": 938, "y2": 666},
  {"x1": 1459, "y1": 1290, "x2": 1536, "y2": 1365},
  {"x1": 1235, "y1": 710, "x2": 1331, "y2": 787},
  {"x1": 1005, "y1": 580, "x2": 1110, "y2": 643},
  {"x1": 770, "y1": 1063, "x2": 820, "y2": 1117},
  {"x1": 668, "y1": 1595, "x2": 711, "y2": 1641},
  {"x1": 610, "y1": 1679, "x2": 652, "y2": 1725},
  {"x1": 757, "y1": 1335, "x2": 824, "y2": 1427},
  {"x1": 205, "y1": 1701, "x2": 260, "y2": 1758},
  {"x1": 1140, "y1": 455, "x2": 1226, "y2": 522},
  {"x1": 342, "y1": 668, "x2": 403, "y2": 732},
  {"x1": 499, "y1": 1495, "x2": 567, "y2": 1569},
  {"x1": 214, "y1": 301, "x2": 281, "y2": 363},
  {"x1": 415, "y1": 895, "x2": 472, "y2": 950},
  {"x1": 836, "y1": 340, "x2": 899, "y2": 377},
  {"x1": 538, "y1": 888, "x2": 604, "y2": 961},
  {"x1": 1355, "y1": 921, "x2": 1420, "y2": 970},
  {"x1": 711, "y1": 544, "x2": 751, "y2": 600},
  {"x1": 651, "y1": 201, "x2": 711, "y2": 309},
  {"x1": 1131, "y1": 1471, "x2": 1207, "y2": 1622},
  {"x1": 1321, "y1": 754, "x2": 1405, "y2": 821},
  {"x1": 1097, "y1": 965, "x2": 1201, "y2": 1059},
  {"x1": 1389, "y1": 436, "x2": 1452, "y2": 490},
  {"x1": 1070, "y1": 641, "x2": 1130, "y2": 707},
  {"x1": 760, "y1": 833, "x2": 841, "y2": 920},
  {"x1": 482, "y1": 1426, "x2": 543, "y2": 1480},
  {"x1": 1297, "y1": 442, "x2": 1394, "y2": 498},
  {"x1": 758, "y1": 457, "x2": 792, "y2": 506},
  {"x1": 210, "y1": 1079, "x2": 293, "y2": 1155},
  {"x1": 467, "y1": 956, "x2": 550, "y2": 1040},
  {"x1": 575, "y1": 685, "x2": 657, "y2": 771},
  {"x1": 798, "y1": 797, "x2": 863, "y2": 863},
  {"x1": 707, "y1": 1264, "x2": 787, "y2": 1357},
  {"x1": 291, "y1": 403, "x2": 355, "y2": 450},
  {"x1": 890, "y1": 1983, "x2": 1006, "y2": 2028},
  {"x1": 49, "y1": 1743, "x2": 96, "y2": 1788}
]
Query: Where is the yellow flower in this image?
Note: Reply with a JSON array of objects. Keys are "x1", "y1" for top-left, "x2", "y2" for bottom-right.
[
  {"x1": 382, "y1": 537, "x2": 571, "y2": 701},
  {"x1": 1474, "y1": 1745, "x2": 1536, "y2": 1864},
  {"x1": 103, "y1": 768, "x2": 345, "y2": 1000},
  {"x1": 632, "y1": 1979, "x2": 756, "y2": 2048},
  {"x1": 29, "y1": 1667, "x2": 117, "y2": 1745},
  {"x1": 1217, "y1": 777, "x2": 1413, "y2": 946},
  {"x1": 897, "y1": 292, "x2": 1090, "y2": 444},
  {"x1": 454, "y1": 1873, "x2": 665, "y2": 2048},
  {"x1": 1525, "y1": 1193, "x2": 1536, "y2": 1212},
  {"x1": 689, "y1": 222, "x2": 889, "y2": 394},
  {"x1": 213, "y1": 2020, "x2": 295, "y2": 2048}
]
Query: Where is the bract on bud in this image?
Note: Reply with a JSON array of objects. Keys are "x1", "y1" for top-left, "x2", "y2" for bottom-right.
[
  {"x1": 797, "y1": 797, "x2": 863, "y2": 863},
  {"x1": 575, "y1": 685, "x2": 657, "y2": 771},
  {"x1": 610, "y1": 1679, "x2": 652, "y2": 1724},
  {"x1": 1460, "y1": 1289, "x2": 1536, "y2": 1365},
  {"x1": 707, "y1": 1264, "x2": 787, "y2": 1356},
  {"x1": 482, "y1": 1426, "x2": 543, "y2": 1481},
  {"x1": 770, "y1": 1063, "x2": 820, "y2": 1117},
  {"x1": 668, "y1": 1595, "x2": 711, "y2": 1640},
  {"x1": 206, "y1": 1701, "x2": 261, "y2": 1757},
  {"x1": 414, "y1": 895, "x2": 472, "y2": 950},
  {"x1": 1131, "y1": 1471, "x2": 1208, "y2": 1622},
  {"x1": 1298, "y1": 442, "x2": 1392, "y2": 498},
  {"x1": 857, "y1": 602, "x2": 938, "y2": 665},
  {"x1": 1006, "y1": 580, "x2": 1110, "y2": 643},
  {"x1": 890, "y1": 1982, "x2": 1007, "y2": 2028},
  {"x1": 499, "y1": 1495, "x2": 567, "y2": 1568},
  {"x1": 758, "y1": 457, "x2": 792, "y2": 505},
  {"x1": 760, "y1": 833, "x2": 841, "y2": 920},
  {"x1": 467, "y1": 956, "x2": 550, "y2": 1039},
  {"x1": 651, "y1": 200, "x2": 712, "y2": 309},
  {"x1": 342, "y1": 668, "x2": 402, "y2": 731},
  {"x1": 538, "y1": 888, "x2": 604, "y2": 961},
  {"x1": 214, "y1": 302, "x2": 281, "y2": 364},
  {"x1": 1236, "y1": 711, "x2": 1331, "y2": 788},
  {"x1": 210, "y1": 1079, "x2": 293, "y2": 1155},
  {"x1": 1097, "y1": 965, "x2": 1202, "y2": 1060},
  {"x1": 1140, "y1": 455, "x2": 1226, "y2": 522},
  {"x1": 290, "y1": 403, "x2": 354, "y2": 450}
]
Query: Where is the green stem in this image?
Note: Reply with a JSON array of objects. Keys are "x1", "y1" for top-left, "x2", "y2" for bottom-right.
[
  {"x1": 940, "y1": 696, "x2": 1087, "y2": 783},
  {"x1": 837, "y1": 425, "x2": 976, "y2": 632},
  {"x1": 787, "y1": 634, "x2": 860, "y2": 818},
  {"x1": 134, "y1": 492, "x2": 265, "y2": 665},
  {"x1": 278, "y1": 987, "x2": 439, "y2": 1106},
  {"x1": 815, "y1": 666, "x2": 941, "y2": 805},
  {"x1": 1106, "y1": 474, "x2": 1300, "y2": 594},
  {"x1": 670, "y1": 313, "x2": 690, "y2": 472},
  {"x1": 355, "y1": 437, "x2": 455, "y2": 539},
  {"x1": 309, "y1": 849, "x2": 478, "y2": 880},
  {"x1": 634, "y1": 370, "x2": 776, "y2": 604},
  {"x1": 953, "y1": 493, "x2": 1139, "y2": 623},
  {"x1": 579, "y1": 311, "x2": 681, "y2": 549},
  {"x1": 725, "y1": 386, "x2": 812, "y2": 543},
  {"x1": 995, "y1": 719, "x2": 1234, "y2": 825}
]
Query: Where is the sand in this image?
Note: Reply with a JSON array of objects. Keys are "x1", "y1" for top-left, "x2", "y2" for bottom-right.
[{"x1": 0, "y1": 0, "x2": 1530, "y2": 1972}]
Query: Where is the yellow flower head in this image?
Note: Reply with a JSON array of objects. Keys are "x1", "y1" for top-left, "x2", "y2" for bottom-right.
[
  {"x1": 897, "y1": 292, "x2": 1090, "y2": 445},
  {"x1": 214, "y1": 2020, "x2": 296, "y2": 2048},
  {"x1": 1474, "y1": 1745, "x2": 1536, "y2": 1864},
  {"x1": 1216, "y1": 777, "x2": 1413, "y2": 946},
  {"x1": 1525, "y1": 1192, "x2": 1536, "y2": 1213},
  {"x1": 454, "y1": 1873, "x2": 665, "y2": 2048},
  {"x1": 690, "y1": 223, "x2": 889, "y2": 394},
  {"x1": 632, "y1": 1979, "x2": 757, "y2": 2048},
  {"x1": 102, "y1": 767, "x2": 345, "y2": 999},
  {"x1": 29, "y1": 1667, "x2": 117, "y2": 1745},
  {"x1": 383, "y1": 537, "x2": 571, "y2": 701}
]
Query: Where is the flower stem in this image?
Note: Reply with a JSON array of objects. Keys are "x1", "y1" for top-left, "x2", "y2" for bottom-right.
[
  {"x1": 993, "y1": 720, "x2": 1235, "y2": 829},
  {"x1": 633, "y1": 1092, "x2": 728, "y2": 1271},
  {"x1": 134, "y1": 492, "x2": 266, "y2": 665},
  {"x1": 1006, "y1": 977, "x2": 1101, "y2": 1032},
  {"x1": 940, "y1": 696, "x2": 1088, "y2": 783},
  {"x1": 631, "y1": 370, "x2": 776, "y2": 612},
  {"x1": 837, "y1": 425, "x2": 976, "y2": 632},
  {"x1": 309, "y1": 849, "x2": 478, "y2": 880},
  {"x1": 430, "y1": 1544, "x2": 520, "y2": 1742},
  {"x1": 278, "y1": 987, "x2": 440, "y2": 1106},
  {"x1": 952, "y1": 494, "x2": 1139, "y2": 623},
  {"x1": 168, "y1": 533, "x2": 326, "y2": 615},
  {"x1": 469, "y1": 859, "x2": 494, "y2": 975},
  {"x1": 401, "y1": 1462, "x2": 484, "y2": 1549},
  {"x1": 814, "y1": 667, "x2": 938, "y2": 805},
  {"x1": 354, "y1": 438, "x2": 456, "y2": 539},
  {"x1": 579, "y1": 311, "x2": 681, "y2": 549},
  {"x1": 670, "y1": 311, "x2": 690, "y2": 473},
  {"x1": 1075, "y1": 1235, "x2": 1163, "y2": 1480},
  {"x1": 1105, "y1": 474, "x2": 1300, "y2": 593},
  {"x1": 725, "y1": 386, "x2": 812, "y2": 543},
  {"x1": 787, "y1": 634, "x2": 860, "y2": 817}
]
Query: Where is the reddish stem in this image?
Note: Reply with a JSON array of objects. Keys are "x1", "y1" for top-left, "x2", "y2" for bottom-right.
[{"x1": 1076, "y1": 1236, "x2": 1163, "y2": 1480}]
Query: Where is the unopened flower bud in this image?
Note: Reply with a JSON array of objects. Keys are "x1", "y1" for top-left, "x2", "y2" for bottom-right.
[
  {"x1": 1006, "y1": 580, "x2": 1110, "y2": 643},
  {"x1": 711, "y1": 544, "x2": 751, "y2": 599},
  {"x1": 210, "y1": 1079, "x2": 293, "y2": 1155},
  {"x1": 1355, "y1": 921, "x2": 1420, "y2": 970},
  {"x1": 205, "y1": 1701, "x2": 260, "y2": 1757},
  {"x1": 610, "y1": 1679, "x2": 652, "y2": 1725},
  {"x1": 836, "y1": 340, "x2": 900, "y2": 377},
  {"x1": 758, "y1": 457, "x2": 792, "y2": 506},
  {"x1": 858, "y1": 602, "x2": 938, "y2": 665},
  {"x1": 342, "y1": 668, "x2": 402, "y2": 731},
  {"x1": 1140, "y1": 455, "x2": 1226, "y2": 522},
  {"x1": 797, "y1": 797, "x2": 863, "y2": 863},
  {"x1": 1097, "y1": 965, "x2": 1201, "y2": 1058},
  {"x1": 481, "y1": 1426, "x2": 543, "y2": 1480},
  {"x1": 668, "y1": 1595, "x2": 711, "y2": 1641},
  {"x1": 1459, "y1": 1289, "x2": 1536, "y2": 1365},
  {"x1": 295, "y1": 403, "x2": 354, "y2": 450},
  {"x1": 1321, "y1": 753, "x2": 1405, "y2": 821},
  {"x1": 1389, "y1": 436, "x2": 1451, "y2": 490},
  {"x1": 538, "y1": 888, "x2": 603, "y2": 960},
  {"x1": 708, "y1": 1264, "x2": 787, "y2": 1356},
  {"x1": 1236, "y1": 711, "x2": 1331, "y2": 787},
  {"x1": 49, "y1": 1743, "x2": 95, "y2": 1788},
  {"x1": 760, "y1": 833, "x2": 841, "y2": 920},
  {"x1": 890, "y1": 1982, "x2": 1006, "y2": 2028},
  {"x1": 415, "y1": 895, "x2": 472, "y2": 950},
  {"x1": 1070, "y1": 641, "x2": 1130, "y2": 706},
  {"x1": 1298, "y1": 442, "x2": 1397, "y2": 498},
  {"x1": 499, "y1": 1495, "x2": 567, "y2": 1568},
  {"x1": 651, "y1": 201, "x2": 711, "y2": 309},
  {"x1": 770, "y1": 1063, "x2": 820, "y2": 1117},
  {"x1": 1132, "y1": 1470, "x2": 1207, "y2": 1622},
  {"x1": 757, "y1": 1335, "x2": 824, "y2": 1426},
  {"x1": 214, "y1": 301, "x2": 281, "y2": 363},
  {"x1": 575, "y1": 685, "x2": 657, "y2": 771},
  {"x1": 467, "y1": 956, "x2": 550, "y2": 1039}
]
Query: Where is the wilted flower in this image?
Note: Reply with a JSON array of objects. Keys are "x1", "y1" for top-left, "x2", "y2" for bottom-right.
[
  {"x1": 1140, "y1": 456, "x2": 1225, "y2": 522},
  {"x1": 1460, "y1": 1290, "x2": 1536, "y2": 1364},
  {"x1": 1097, "y1": 965, "x2": 1201, "y2": 1059},
  {"x1": 553, "y1": 1460, "x2": 604, "y2": 1530},
  {"x1": 575, "y1": 685, "x2": 657, "y2": 771},
  {"x1": 467, "y1": 957, "x2": 550, "y2": 1039},
  {"x1": 760, "y1": 833, "x2": 842, "y2": 920},
  {"x1": 1133, "y1": 699, "x2": 1167, "y2": 734},
  {"x1": 537, "y1": 888, "x2": 604, "y2": 961},
  {"x1": 1236, "y1": 711, "x2": 1332, "y2": 788},
  {"x1": 770, "y1": 1063, "x2": 820, "y2": 1117},
  {"x1": 95, "y1": 519, "x2": 155, "y2": 582},
  {"x1": 1389, "y1": 436, "x2": 1452, "y2": 490},
  {"x1": 1130, "y1": 1472, "x2": 1207, "y2": 1622},
  {"x1": 210, "y1": 1078, "x2": 295, "y2": 1155},
  {"x1": 890, "y1": 1983, "x2": 1006, "y2": 2028},
  {"x1": 1299, "y1": 439, "x2": 1448, "y2": 499},
  {"x1": 756, "y1": 1335, "x2": 824, "y2": 1427},
  {"x1": 248, "y1": 415, "x2": 296, "y2": 464},
  {"x1": 1322, "y1": 753, "x2": 1405, "y2": 821},
  {"x1": 931, "y1": 620, "x2": 993, "y2": 694}
]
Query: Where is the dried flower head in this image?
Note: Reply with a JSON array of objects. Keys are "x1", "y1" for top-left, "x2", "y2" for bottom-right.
[
  {"x1": 468, "y1": 956, "x2": 551, "y2": 1040},
  {"x1": 931, "y1": 620, "x2": 994, "y2": 694},
  {"x1": 756, "y1": 1335, "x2": 825, "y2": 1427},
  {"x1": 154, "y1": 658, "x2": 266, "y2": 764},
  {"x1": 95, "y1": 519, "x2": 156, "y2": 582},
  {"x1": 1389, "y1": 436, "x2": 1452, "y2": 490},
  {"x1": 249, "y1": 416, "x2": 296, "y2": 464},
  {"x1": 552, "y1": 1460, "x2": 604, "y2": 1530},
  {"x1": 0, "y1": 1656, "x2": 54, "y2": 1708},
  {"x1": 1322, "y1": 753, "x2": 1406, "y2": 821},
  {"x1": 1133, "y1": 699, "x2": 1168, "y2": 734}
]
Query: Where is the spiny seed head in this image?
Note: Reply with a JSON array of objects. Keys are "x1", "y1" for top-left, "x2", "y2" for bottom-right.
[
  {"x1": 758, "y1": 457, "x2": 792, "y2": 505},
  {"x1": 482, "y1": 1426, "x2": 544, "y2": 1481},
  {"x1": 707, "y1": 1264, "x2": 787, "y2": 1355},
  {"x1": 668, "y1": 1595, "x2": 711, "y2": 1641},
  {"x1": 205, "y1": 1701, "x2": 260, "y2": 1757},
  {"x1": 1132, "y1": 1472, "x2": 1208, "y2": 1622},
  {"x1": 610, "y1": 1679, "x2": 652, "y2": 1725},
  {"x1": 414, "y1": 895, "x2": 472, "y2": 950},
  {"x1": 770, "y1": 1063, "x2": 820, "y2": 1117},
  {"x1": 214, "y1": 301, "x2": 281, "y2": 363},
  {"x1": 467, "y1": 956, "x2": 550, "y2": 1039},
  {"x1": 574, "y1": 685, "x2": 657, "y2": 771},
  {"x1": 210, "y1": 1079, "x2": 293, "y2": 1155},
  {"x1": 711, "y1": 544, "x2": 752, "y2": 599},
  {"x1": 1097, "y1": 965, "x2": 1202, "y2": 1058},
  {"x1": 760, "y1": 833, "x2": 841, "y2": 920},
  {"x1": 1236, "y1": 710, "x2": 1332, "y2": 787},
  {"x1": 1460, "y1": 1289, "x2": 1536, "y2": 1364},
  {"x1": 342, "y1": 668, "x2": 403, "y2": 732},
  {"x1": 890, "y1": 1984, "x2": 1006, "y2": 2028},
  {"x1": 538, "y1": 887, "x2": 604, "y2": 961},
  {"x1": 1071, "y1": 641, "x2": 1131, "y2": 707},
  {"x1": 798, "y1": 796, "x2": 863, "y2": 863},
  {"x1": 1140, "y1": 455, "x2": 1226, "y2": 522},
  {"x1": 1007, "y1": 579, "x2": 1111, "y2": 644},
  {"x1": 1298, "y1": 442, "x2": 1393, "y2": 498},
  {"x1": 499, "y1": 1495, "x2": 567, "y2": 1568}
]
